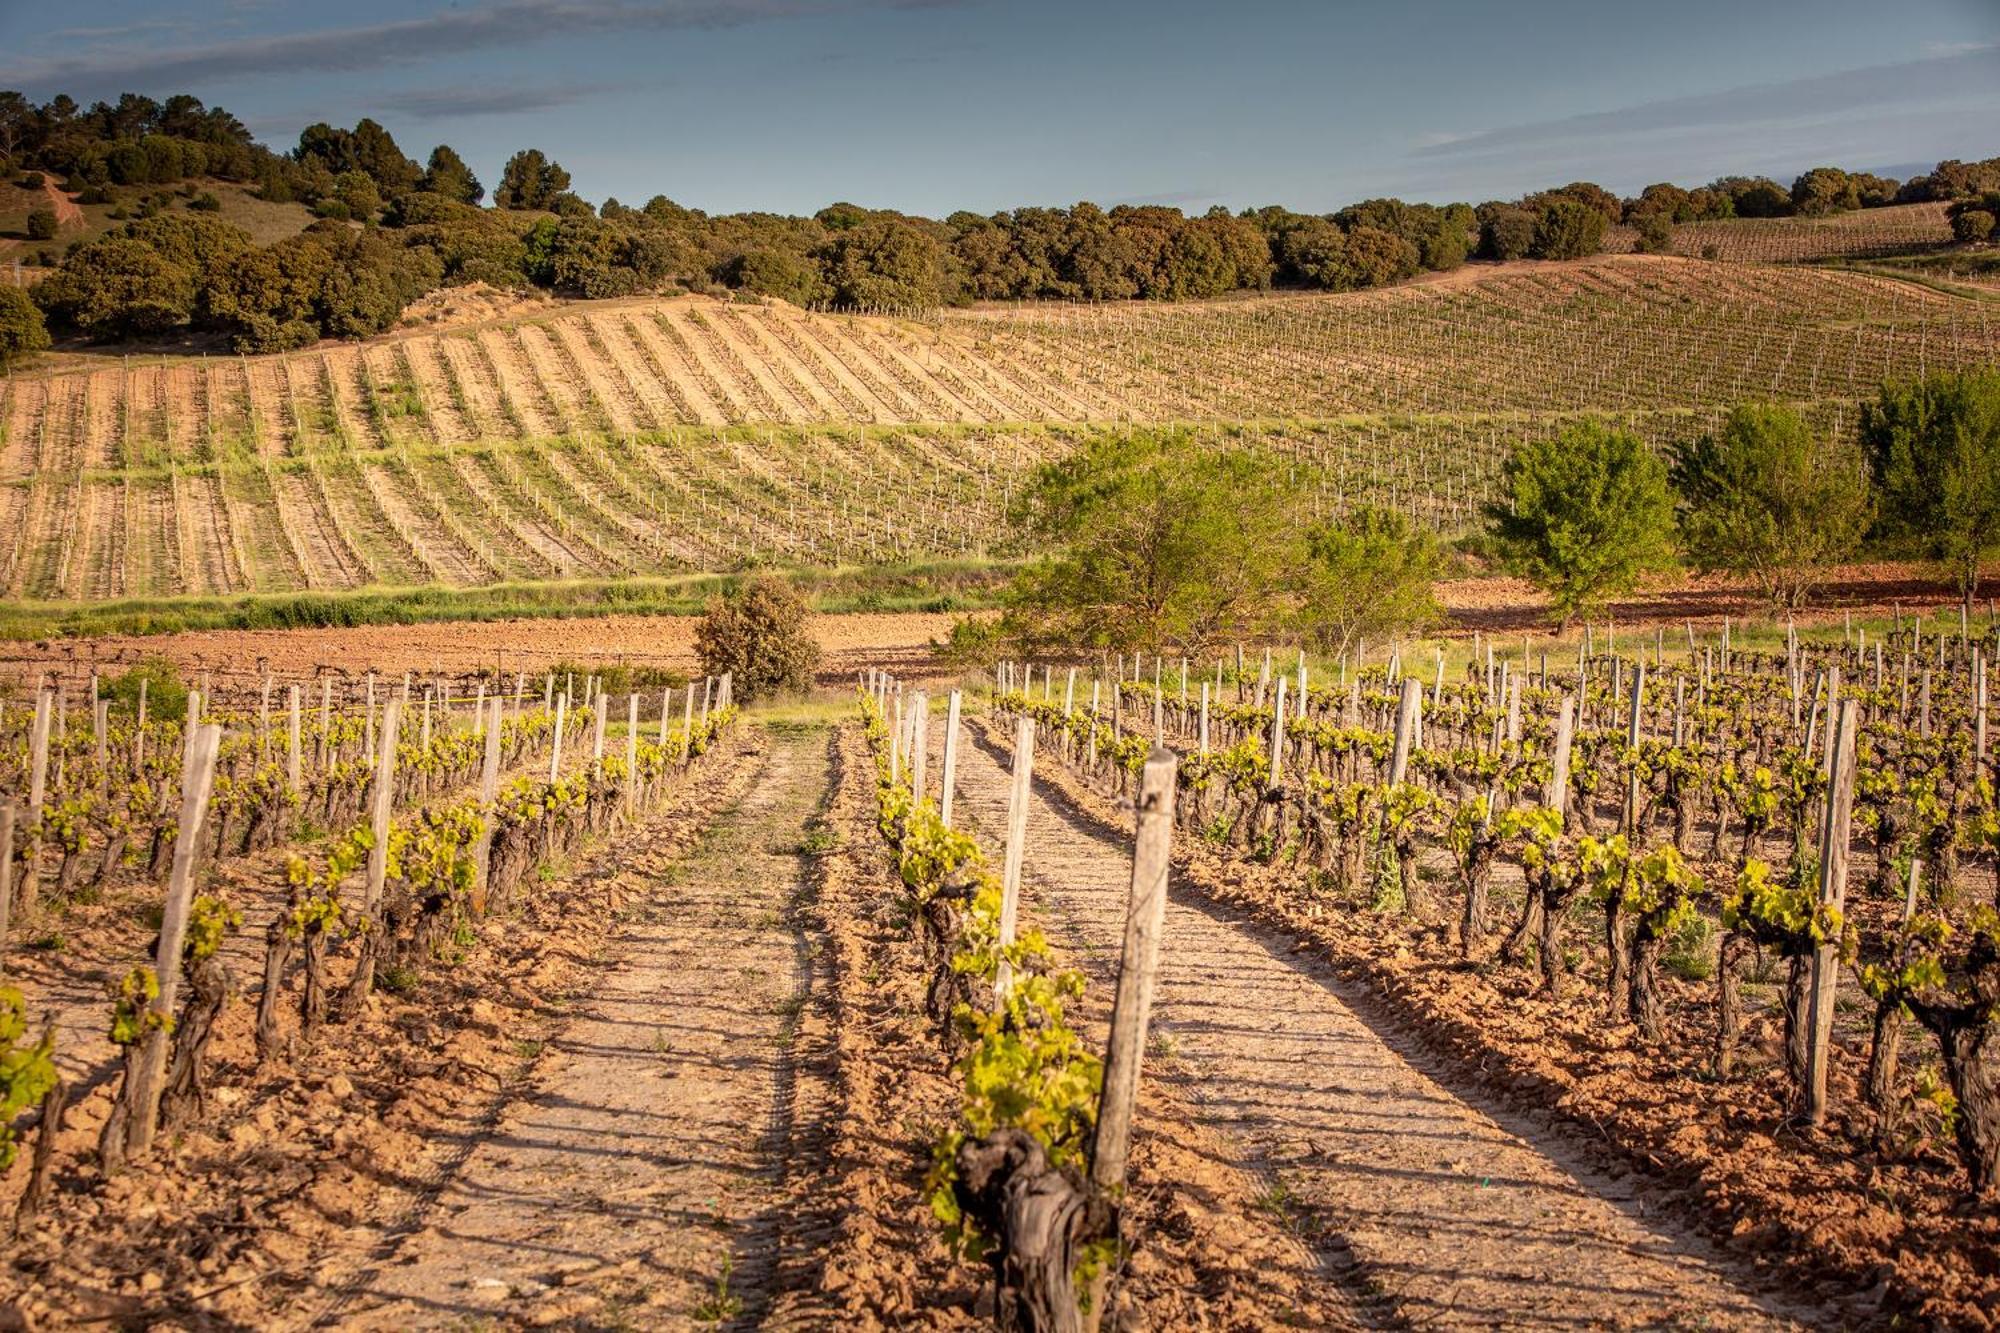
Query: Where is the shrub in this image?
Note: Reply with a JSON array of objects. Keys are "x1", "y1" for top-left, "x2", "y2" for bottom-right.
[
  {"x1": 1529, "y1": 201, "x2": 1606, "y2": 260},
  {"x1": 1634, "y1": 213, "x2": 1675, "y2": 255},
  {"x1": 1953, "y1": 210, "x2": 1996, "y2": 244},
  {"x1": 25, "y1": 207, "x2": 56, "y2": 240},
  {"x1": 101, "y1": 658, "x2": 189, "y2": 719},
  {"x1": 0, "y1": 287, "x2": 50, "y2": 370},
  {"x1": 694, "y1": 579, "x2": 821, "y2": 703},
  {"x1": 1296, "y1": 505, "x2": 1444, "y2": 657},
  {"x1": 1863, "y1": 369, "x2": 2000, "y2": 612},
  {"x1": 1671, "y1": 404, "x2": 1873, "y2": 610},
  {"x1": 1489, "y1": 421, "x2": 1676, "y2": 630},
  {"x1": 187, "y1": 192, "x2": 221, "y2": 212}
]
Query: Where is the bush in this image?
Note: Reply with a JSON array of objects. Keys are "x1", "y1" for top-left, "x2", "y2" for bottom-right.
[
  {"x1": 694, "y1": 579, "x2": 821, "y2": 703},
  {"x1": 187, "y1": 191, "x2": 221, "y2": 212},
  {"x1": 1953, "y1": 210, "x2": 1996, "y2": 244},
  {"x1": 1296, "y1": 506, "x2": 1443, "y2": 657},
  {"x1": 1529, "y1": 201, "x2": 1606, "y2": 260},
  {"x1": 19, "y1": 172, "x2": 43, "y2": 189},
  {"x1": 1489, "y1": 421, "x2": 1676, "y2": 629},
  {"x1": 0, "y1": 286, "x2": 51, "y2": 370},
  {"x1": 1863, "y1": 370, "x2": 2000, "y2": 611},
  {"x1": 1634, "y1": 213, "x2": 1675, "y2": 255},
  {"x1": 25, "y1": 207, "x2": 57, "y2": 240},
  {"x1": 1671, "y1": 404, "x2": 1873, "y2": 610},
  {"x1": 101, "y1": 658, "x2": 189, "y2": 720}
]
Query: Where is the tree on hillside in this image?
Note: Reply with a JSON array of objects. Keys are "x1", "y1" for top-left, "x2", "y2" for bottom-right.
[
  {"x1": 0, "y1": 286, "x2": 50, "y2": 370},
  {"x1": 1295, "y1": 506, "x2": 1443, "y2": 657},
  {"x1": 419, "y1": 145, "x2": 483, "y2": 204},
  {"x1": 1002, "y1": 431, "x2": 1297, "y2": 655},
  {"x1": 695, "y1": 579, "x2": 820, "y2": 703},
  {"x1": 495, "y1": 149, "x2": 572, "y2": 211},
  {"x1": 819, "y1": 216, "x2": 957, "y2": 308},
  {"x1": 1489, "y1": 422, "x2": 1677, "y2": 630},
  {"x1": 25, "y1": 207, "x2": 55, "y2": 240},
  {"x1": 1862, "y1": 370, "x2": 2000, "y2": 612},
  {"x1": 1671, "y1": 404, "x2": 1873, "y2": 610},
  {"x1": 1529, "y1": 201, "x2": 1607, "y2": 260}
]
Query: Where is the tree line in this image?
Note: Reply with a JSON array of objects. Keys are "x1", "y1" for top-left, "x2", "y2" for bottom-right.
[
  {"x1": 4, "y1": 88, "x2": 1997, "y2": 359},
  {"x1": 980, "y1": 369, "x2": 2000, "y2": 655}
]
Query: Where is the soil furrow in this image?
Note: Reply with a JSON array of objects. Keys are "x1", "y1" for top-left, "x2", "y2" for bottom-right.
[
  {"x1": 952, "y1": 720, "x2": 1810, "y2": 1331},
  {"x1": 343, "y1": 727, "x2": 829, "y2": 1328}
]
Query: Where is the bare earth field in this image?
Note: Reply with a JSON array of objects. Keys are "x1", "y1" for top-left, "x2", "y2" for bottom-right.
[{"x1": 1, "y1": 561, "x2": 1986, "y2": 694}]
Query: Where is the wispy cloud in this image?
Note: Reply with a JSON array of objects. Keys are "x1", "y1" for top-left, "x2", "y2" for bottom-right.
[
  {"x1": 1412, "y1": 45, "x2": 2000, "y2": 162},
  {"x1": 378, "y1": 82, "x2": 606, "y2": 120},
  {"x1": 3, "y1": 0, "x2": 959, "y2": 91}
]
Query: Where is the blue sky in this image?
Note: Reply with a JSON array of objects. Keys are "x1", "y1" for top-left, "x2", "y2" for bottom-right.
[{"x1": 2, "y1": 0, "x2": 1996, "y2": 216}]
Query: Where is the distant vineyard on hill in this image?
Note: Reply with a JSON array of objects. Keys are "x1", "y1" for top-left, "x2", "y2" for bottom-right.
[{"x1": 1, "y1": 254, "x2": 1996, "y2": 604}]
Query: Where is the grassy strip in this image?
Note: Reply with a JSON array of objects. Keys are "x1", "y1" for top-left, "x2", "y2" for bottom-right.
[{"x1": 0, "y1": 558, "x2": 1019, "y2": 640}]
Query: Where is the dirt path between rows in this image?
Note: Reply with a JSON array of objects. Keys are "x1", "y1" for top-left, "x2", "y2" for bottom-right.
[
  {"x1": 332, "y1": 728, "x2": 831, "y2": 1329},
  {"x1": 953, "y1": 721, "x2": 1817, "y2": 1330}
]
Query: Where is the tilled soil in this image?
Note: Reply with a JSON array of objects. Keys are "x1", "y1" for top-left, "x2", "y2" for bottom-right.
[
  {"x1": 0, "y1": 735, "x2": 768, "y2": 1330},
  {"x1": 955, "y1": 718, "x2": 1814, "y2": 1330},
  {"x1": 337, "y1": 726, "x2": 833, "y2": 1329}
]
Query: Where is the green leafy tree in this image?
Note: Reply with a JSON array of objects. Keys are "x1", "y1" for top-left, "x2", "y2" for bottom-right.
[
  {"x1": 694, "y1": 579, "x2": 821, "y2": 703},
  {"x1": 495, "y1": 149, "x2": 571, "y2": 211},
  {"x1": 1862, "y1": 370, "x2": 2000, "y2": 612},
  {"x1": 1002, "y1": 430, "x2": 1298, "y2": 654},
  {"x1": 419, "y1": 144, "x2": 482, "y2": 204},
  {"x1": 331, "y1": 170, "x2": 381, "y2": 221},
  {"x1": 1529, "y1": 200, "x2": 1607, "y2": 260},
  {"x1": 0, "y1": 285, "x2": 50, "y2": 369},
  {"x1": 1490, "y1": 422, "x2": 1676, "y2": 630},
  {"x1": 1296, "y1": 505, "x2": 1444, "y2": 657},
  {"x1": 1953, "y1": 209, "x2": 1996, "y2": 244},
  {"x1": 25, "y1": 206, "x2": 56, "y2": 240},
  {"x1": 1671, "y1": 404, "x2": 1873, "y2": 610},
  {"x1": 819, "y1": 216, "x2": 957, "y2": 308}
]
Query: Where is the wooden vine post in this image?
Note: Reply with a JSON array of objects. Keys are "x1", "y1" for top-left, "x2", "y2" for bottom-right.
[
  {"x1": 287, "y1": 685, "x2": 303, "y2": 799},
  {"x1": 1387, "y1": 678, "x2": 1422, "y2": 787},
  {"x1": 472, "y1": 695, "x2": 504, "y2": 913},
  {"x1": 940, "y1": 689, "x2": 963, "y2": 827},
  {"x1": 1092, "y1": 747, "x2": 1177, "y2": 1191},
  {"x1": 910, "y1": 690, "x2": 930, "y2": 808},
  {"x1": 1804, "y1": 697, "x2": 1860, "y2": 1127},
  {"x1": 124, "y1": 721, "x2": 222, "y2": 1157},
  {"x1": 994, "y1": 714, "x2": 1036, "y2": 999},
  {"x1": 0, "y1": 805, "x2": 14, "y2": 978},
  {"x1": 1622, "y1": 662, "x2": 1645, "y2": 832},
  {"x1": 349, "y1": 700, "x2": 401, "y2": 1008},
  {"x1": 21, "y1": 689, "x2": 51, "y2": 918}
]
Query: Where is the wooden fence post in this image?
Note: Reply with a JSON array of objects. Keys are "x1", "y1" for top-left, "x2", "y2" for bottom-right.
[
  {"x1": 1199, "y1": 682, "x2": 1210, "y2": 756},
  {"x1": 127, "y1": 721, "x2": 222, "y2": 1155},
  {"x1": 1804, "y1": 698, "x2": 1859, "y2": 1127},
  {"x1": 1090, "y1": 747, "x2": 1177, "y2": 1195},
  {"x1": 994, "y1": 715, "x2": 1036, "y2": 1000},
  {"x1": 939, "y1": 690, "x2": 962, "y2": 827}
]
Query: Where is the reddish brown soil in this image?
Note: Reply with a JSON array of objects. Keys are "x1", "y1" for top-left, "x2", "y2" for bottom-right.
[
  {"x1": 793, "y1": 722, "x2": 1365, "y2": 1329},
  {"x1": 1, "y1": 611, "x2": 963, "y2": 694},
  {"x1": 992, "y1": 716, "x2": 2000, "y2": 1330}
]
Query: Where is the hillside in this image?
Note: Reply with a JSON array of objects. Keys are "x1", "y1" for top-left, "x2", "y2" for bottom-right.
[{"x1": 0, "y1": 253, "x2": 1995, "y2": 607}]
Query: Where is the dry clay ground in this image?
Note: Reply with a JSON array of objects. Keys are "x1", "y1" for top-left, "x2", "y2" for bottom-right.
[
  {"x1": 4, "y1": 558, "x2": 1994, "y2": 695},
  {"x1": 0, "y1": 706, "x2": 1897, "y2": 1329}
]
